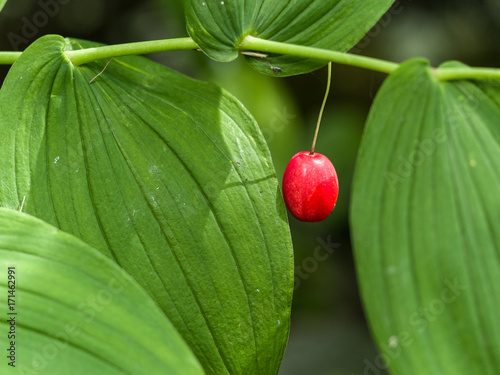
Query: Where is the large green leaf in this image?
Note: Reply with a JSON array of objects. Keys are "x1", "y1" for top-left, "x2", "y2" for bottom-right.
[
  {"x1": 0, "y1": 35, "x2": 293, "y2": 375},
  {"x1": 351, "y1": 59, "x2": 500, "y2": 374},
  {"x1": 183, "y1": 0, "x2": 395, "y2": 76},
  {"x1": 0, "y1": 0, "x2": 6, "y2": 13},
  {"x1": 0, "y1": 208, "x2": 203, "y2": 375}
]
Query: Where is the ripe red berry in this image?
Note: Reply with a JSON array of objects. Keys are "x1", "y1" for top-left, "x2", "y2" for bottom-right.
[{"x1": 282, "y1": 151, "x2": 338, "y2": 222}]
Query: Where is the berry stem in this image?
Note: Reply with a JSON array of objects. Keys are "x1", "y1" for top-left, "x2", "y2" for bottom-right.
[{"x1": 310, "y1": 62, "x2": 332, "y2": 155}]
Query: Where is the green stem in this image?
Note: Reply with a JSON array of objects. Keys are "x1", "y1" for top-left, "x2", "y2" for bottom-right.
[
  {"x1": 65, "y1": 37, "x2": 199, "y2": 66},
  {"x1": 310, "y1": 62, "x2": 332, "y2": 155},
  {"x1": 241, "y1": 36, "x2": 500, "y2": 82},
  {"x1": 435, "y1": 67, "x2": 500, "y2": 82},
  {"x1": 1, "y1": 35, "x2": 499, "y2": 83},
  {"x1": 0, "y1": 52, "x2": 22, "y2": 65},
  {"x1": 240, "y1": 35, "x2": 400, "y2": 75}
]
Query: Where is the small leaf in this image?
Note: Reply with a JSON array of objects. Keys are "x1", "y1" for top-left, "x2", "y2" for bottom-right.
[
  {"x1": 351, "y1": 59, "x2": 500, "y2": 374},
  {"x1": 0, "y1": 208, "x2": 204, "y2": 375},
  {"x1": 0, "y1": 35, "x2": 293, "y2": 375},
  {"x1": 183, "y1": 0, "x2": 396, "y2": 76}
]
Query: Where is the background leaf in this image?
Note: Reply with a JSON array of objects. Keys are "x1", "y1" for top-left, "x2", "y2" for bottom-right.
[
  {"x1": 0, "y1": 35, "x2": 293, "y2": 375},
  {"x1": 351, "y1": 59, "x2": 500, "y2": 374},
  {"x1": 183, "y1": 0, "x2": 396, "y2": 76},
  {"x1": 0, "y1": 208, "x2": 203, "y2": 375}
]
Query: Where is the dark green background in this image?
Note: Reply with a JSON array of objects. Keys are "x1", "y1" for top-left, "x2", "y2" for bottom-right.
[{"x1": 1, "y1": 1, "x2": 498, "y2": 374}]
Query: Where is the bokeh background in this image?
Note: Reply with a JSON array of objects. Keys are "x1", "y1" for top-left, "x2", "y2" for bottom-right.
[{"x1": 1, "y1": 1, "x2": 499, "y2": 374}]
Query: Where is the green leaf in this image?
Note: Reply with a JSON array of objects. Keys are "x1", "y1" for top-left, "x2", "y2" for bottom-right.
[
  {"x1": 351, "y1": 59, "x2": 500, "y2": 374},
  {"x1": 0, "y1": 0, "x2": 7, "y2": 13},
  {"x1": 0, "y1": 208, "x2": 203, "y2": 375},
  {"x1": 183, "y1": 0, "x2": 395, "y2": 76},
  {"x1": 0, "y1": 35, "x2": 293, "y2": 375}
]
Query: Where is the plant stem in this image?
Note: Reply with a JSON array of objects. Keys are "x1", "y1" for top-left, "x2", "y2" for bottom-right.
[
  {"x1": 0, "y1": 52, "x2": 22, "y2": 65},
  {"x1": 65, "y1": 37, "x2": 199, "y2": 66},
  {"x1": 240, "y1": 35, "x2": 400, "y2": 75},
  {"x1": 0, "y1": 35, "x2": 499, "y2": 83},
  {"x1": 310, "y1": 62, "x2": 332, "y2": 155},
  {"x1": 435, "y1": 67, "x2": 500, "y2": 82}
]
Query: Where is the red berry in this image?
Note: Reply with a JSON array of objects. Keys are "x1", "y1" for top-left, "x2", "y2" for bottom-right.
[{"x1": 282, "y1": 151, "x2": 338, "y2": 222}]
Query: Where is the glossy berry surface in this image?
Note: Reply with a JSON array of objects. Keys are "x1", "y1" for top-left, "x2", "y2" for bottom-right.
[{"x1": 282, "y1": 151, "x2": 339, "y2": 222}]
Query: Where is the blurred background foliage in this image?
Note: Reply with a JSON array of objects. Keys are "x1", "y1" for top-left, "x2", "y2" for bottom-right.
[{"x1": 0, "y1": 0, "x2": 499, "y2": 374}]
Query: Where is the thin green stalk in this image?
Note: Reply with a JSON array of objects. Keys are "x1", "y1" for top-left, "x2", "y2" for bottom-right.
[
  {"x1": 240, "y1": 35, "x2": 400, "y2": 75},
  {"x1": 65, "y1": 37, "x2": 199, "y2": 66},
  {"x1": 0, "y1": 52, "x2": 22, "y2": 65},
  {"x1": 310, "y1": 62, "x2": 332, "y2": 155}
]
